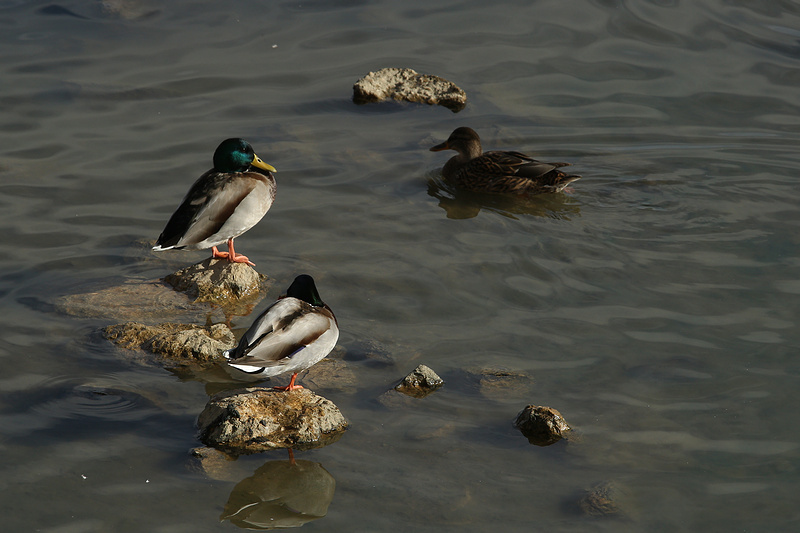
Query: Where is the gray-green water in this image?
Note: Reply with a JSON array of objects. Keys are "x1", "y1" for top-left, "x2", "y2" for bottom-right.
[{"x1": 2, "y1": 0, "x2": 799, "y2": 531}]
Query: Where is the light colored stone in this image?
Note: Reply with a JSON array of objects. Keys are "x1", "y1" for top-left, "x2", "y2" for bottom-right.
[
  {"x1": 353, "y1": 68, "x2": 467, "y2": 112},
  {"x1": 198, "y1": 387, "x2": 348, "y2": 455},
  {"x1": 103, "y1": 322, "x2": 235, "y2": 366},
  {"x1": 164, "y1": 258, "x2": 269, "y2": 308},
  {"x1": 394, "y1": 364, "x2": 444, "y2": 398}
]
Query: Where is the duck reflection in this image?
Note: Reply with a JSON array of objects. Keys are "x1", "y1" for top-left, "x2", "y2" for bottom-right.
[
  {"x1": 221, "y1": 452, "x2": 336, "y2": 530},
  {"x1": 427, "y1": 175, "x2": 581, "y2": 220}
]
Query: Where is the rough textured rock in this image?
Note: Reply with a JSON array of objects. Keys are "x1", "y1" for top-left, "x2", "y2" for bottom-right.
[
  {"x1": 394, "y1": 364, "x2": 444, "y2": 398},
  {"x1": 578, "y1": 481, "x2": 632, "y2": 517},
  {"x1": 353, "y1": 68, "x2": 467, "y2": 112},
  {"x1": 164, "y1": 258, "x2": 268, "y2": 308},
  {"x1": 103, "y1": 322, "x2": 235, "y2": 366},
  {"x1": 513, "y1": 405, "x2": 571, "y2": 446},
  {"x1": 198, "y1": 388, "x2": 348, "y2": 454},
  {"x1": 221, "y1": 459, "x2": 335, "y2": 528}
]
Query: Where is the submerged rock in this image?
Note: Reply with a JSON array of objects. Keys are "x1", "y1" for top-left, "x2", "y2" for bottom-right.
[
  {"x1": 188, "y1": 447, "x2": 241, "y2": 482},
  {"x1": 198, "y1": 388, "x2": 348, "y2": 455},
  {"x1": 394, "y1": 364, "x2": 444, "y2": 398},
  {"x1": 103, "y1": 322, "x2": 235, "y2": 366},
  {"x1": 164, "y1": 258, "x2": 268, "y2": 307},
  {"x1": 577, "y1": 480, "x2": 633, "y2": 517},
  {"x1": 464, "y1": 367, "x2": 533, "y2": 401},
  {"x1": 513, "y1": 405, "x2": 571, "y2": 446},
  {"x1": 300, "y1": 358, "x2": 358, "y2": 393},
  {"x1": 353, "y1": 68, "x2": 467, "y2": 112},
  {"x1": 56, "y1": 259, "x2": 267, "y2": 322},
  {"x1": 55, "y1": 279, "x2": 210, "y2": 322}
]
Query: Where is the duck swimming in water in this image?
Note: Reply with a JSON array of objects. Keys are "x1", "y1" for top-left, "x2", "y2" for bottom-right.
[
  {"x1": 430, "y1": 127, "x2": 580, "y2": 195},
  {"x1": 225, "y1": 275, "x2": 339, "y2": 391},
  {"x1": 152, "y1": 138, "x2": 276, "y2": 267}
]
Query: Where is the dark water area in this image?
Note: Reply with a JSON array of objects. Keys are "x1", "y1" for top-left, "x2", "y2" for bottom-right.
[{"x1": 1, "y1": 0, "x2": 799, "y2": 531}]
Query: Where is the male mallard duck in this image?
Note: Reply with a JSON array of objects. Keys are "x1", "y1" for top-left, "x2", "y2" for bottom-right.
[
  {"x1": 152, "y1": 138, "x2": 277, "y2": 267},
  {"x1": 224, "y1": 275, "x2": 339, "y2": 391},
  {"x1": 430, "y1": 127, "x2": 580, "y2": 195}
]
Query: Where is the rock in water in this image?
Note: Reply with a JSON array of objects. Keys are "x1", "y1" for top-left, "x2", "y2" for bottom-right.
[
  {"x1": 103, "y1": 322, "x2": 235, "y2": 366},
  {"x1": 394, "y1": 364, "x2": 444, "y2": 398},
  {"x1": 353, "y1": 68, "x2": 467, "y2": 112},
  {"x1": 513, "y1": 405, "x2": 571, "y2": 446},
  {"x1": 164, "y1": 258, "x2": 268, "y2": 306},
  {"x1": 198, "y1": 388, "x2": 348, "y2": 455}
]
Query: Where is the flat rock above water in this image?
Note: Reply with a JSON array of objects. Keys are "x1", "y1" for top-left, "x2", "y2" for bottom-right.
[
  {"x1": 57, "y1": 258, "x2": 269, "y2": 322},
  {"x1": 103, "y1": 322, "x2": 235, "y2": 367},
  {"x1": 353, "y1": 68, "x2": 467, "y2": 112},
  {"x1": 198, "y1": 387, "x2": 348, "y2": 455}
]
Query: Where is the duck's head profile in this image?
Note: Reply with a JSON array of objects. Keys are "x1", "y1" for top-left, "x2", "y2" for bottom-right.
[
  {"x1": 213, "y1": 138, "x2": 276, "y2": 173},
  {"x1": 430, "y1": 127, "x2": 483, "y2": 159}
]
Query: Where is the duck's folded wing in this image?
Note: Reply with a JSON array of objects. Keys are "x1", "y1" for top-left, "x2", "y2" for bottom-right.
[
  {"x1": 228, "y1": 302, "x2": 335, "y2": 368},
  {"x1": 156, "y1": 172, "x2": 256, "y2": 248}
]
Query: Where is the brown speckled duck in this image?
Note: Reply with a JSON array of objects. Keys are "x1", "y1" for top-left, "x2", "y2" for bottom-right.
[
  {"x1": 430, "y1": 127, "x2": 580, "y2": 195},
  {"x1": 152, "y1": 138, "x2": 276, "y2": 266}
]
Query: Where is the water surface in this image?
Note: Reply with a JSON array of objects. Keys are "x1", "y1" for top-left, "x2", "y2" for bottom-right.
[{"x1": 1, "y1": 0, "x2": 800, "y2": 531}]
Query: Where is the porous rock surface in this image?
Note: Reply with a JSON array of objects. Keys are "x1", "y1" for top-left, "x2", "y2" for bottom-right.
[
  {"x1": 164, "y1": 258, "x2": 267, "y2": 305},
  {"x1": 103, "y1": 322, "x2": 235, "y2": 365},
  {"x1": 198, "y1": 387, "x2": 348, "y2": 454},
  {"x1": 353, "y1": 68, "x2": 467, "y2": 112}
]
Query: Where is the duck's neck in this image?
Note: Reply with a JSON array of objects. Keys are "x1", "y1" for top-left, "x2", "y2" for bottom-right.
[{"x1": 462, "y1": 140, "x2": 482, "y2": 161}]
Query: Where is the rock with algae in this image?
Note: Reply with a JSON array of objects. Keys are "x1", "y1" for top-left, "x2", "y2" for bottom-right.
[
  {"x1": 353, "y1": 68, "x2": 467, "y2": 112},
  {"x1": 513, "y1": 405, "x2": 571, "y2": 446},
  {"x1": 198, "y1": 388, "x2": 348, "y2": 455},
  {"x1": 103, "y1": 322, "x2": 235, "y2": 366}
]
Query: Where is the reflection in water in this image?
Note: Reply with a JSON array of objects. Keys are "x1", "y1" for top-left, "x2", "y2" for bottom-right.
[
  {"x1": 221, "y1": 457, "x2": 336, "y2": 530},
  {"x1": 426, "y1": 176, "x2": 581, "y2": 220}
]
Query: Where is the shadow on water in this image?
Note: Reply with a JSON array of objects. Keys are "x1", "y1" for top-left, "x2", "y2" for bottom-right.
[{"x1": 426, "y1": 174, "x2": 582, "y2": 220}]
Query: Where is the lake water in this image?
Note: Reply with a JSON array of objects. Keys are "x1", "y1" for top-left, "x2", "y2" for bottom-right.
[{"x1": 2, "y1": 0, "x2": 799, "y2": 531}]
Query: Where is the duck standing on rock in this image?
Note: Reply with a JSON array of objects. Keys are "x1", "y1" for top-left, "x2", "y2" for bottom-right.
[
  {"x1": 225, "y1": 275, "x2": 339, "y2": 391},
  {"x1": 430, "y1": 127, "x2": 580, "y2": 195},
  {"x1": 152, "y1": 138, "x2": 277, "y2": 267}
]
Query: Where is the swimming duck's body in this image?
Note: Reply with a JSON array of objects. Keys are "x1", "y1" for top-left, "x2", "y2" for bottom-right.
[
  {"x1": 225, "y1": 275, "x2": 338, "y2": 391},
  {"x1": 152, "y1": 138, "x2": 276, "y2": 266},
  {"x1": 430, "y1": 127, "x2": 580, "y2": 195}
]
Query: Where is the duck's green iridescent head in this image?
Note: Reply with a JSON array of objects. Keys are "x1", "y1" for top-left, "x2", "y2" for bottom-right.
[
  {"x1": 287, "y1": 274, "x2": 325, "y2": 307},
  {"x1": 213, "y1": 138, "x2": 276, "y2": 173}
]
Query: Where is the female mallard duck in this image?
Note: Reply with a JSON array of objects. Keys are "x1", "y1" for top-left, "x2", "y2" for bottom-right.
[
  {"x1": 152, "y1": 138, "x2": 276, "y2": 267},
  {"x1": 224, "y1": 275, "x2": 339, "y2": 391},
  {"x1": 430, "y1": 127, "x2": 580, "y2": 195}
]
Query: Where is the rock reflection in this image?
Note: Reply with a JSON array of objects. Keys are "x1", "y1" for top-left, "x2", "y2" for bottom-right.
[
  {"x1": 221, "y1": 455, "x2": 335, "y2": 530},
  {"x1": 427, "y1": 176, "x2": 581, "y2": 220}
]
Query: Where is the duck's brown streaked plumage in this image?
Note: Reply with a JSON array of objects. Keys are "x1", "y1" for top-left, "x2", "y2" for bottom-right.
[
  {"x1": 152, "y1": 138, "x2": 276, "y2": 266},
  {"x1": 430, "y1": 127, "x2": 580, "y2": 195}
]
